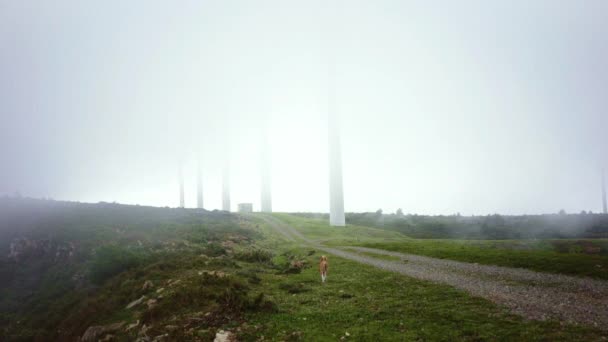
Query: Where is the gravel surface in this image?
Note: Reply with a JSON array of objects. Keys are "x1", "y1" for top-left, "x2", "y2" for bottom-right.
[{"x1": 260, "y1": 215, "x2": 608, "y2": 330}]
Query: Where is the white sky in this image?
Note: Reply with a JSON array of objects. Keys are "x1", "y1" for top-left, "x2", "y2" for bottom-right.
[{"x1": 1, "y1": 0, "x2": 607, "y2": 214}]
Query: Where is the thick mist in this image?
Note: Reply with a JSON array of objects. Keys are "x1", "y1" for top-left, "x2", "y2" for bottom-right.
[{"x1": 1, "y1": 0, "x2": 607, "y2": 214}]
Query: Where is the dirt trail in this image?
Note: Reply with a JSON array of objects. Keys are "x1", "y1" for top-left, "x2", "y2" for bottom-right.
[{"x1": 259, "y1": 215, "x2": 608, "y2": 330}]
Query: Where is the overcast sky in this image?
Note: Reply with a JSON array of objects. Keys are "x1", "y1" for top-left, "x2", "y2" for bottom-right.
[{"x1": 1, "y1": 0, "x2": 607, "y2": 215}]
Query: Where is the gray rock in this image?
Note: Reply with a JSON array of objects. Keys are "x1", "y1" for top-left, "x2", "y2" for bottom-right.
[
  {"x1": 80, "y1": 322, "x2": 125, "y2": 342},
  {"x1": 126, "y1": 295, "x2": 147, "y2": 309},
  {"x1": 214, "y1": 330, "x2": 234, "y2": 342}
]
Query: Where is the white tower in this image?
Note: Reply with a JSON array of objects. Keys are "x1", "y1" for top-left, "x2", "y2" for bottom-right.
[
  {"x1": 178, "y1": 162, "x2": 185, "y2": 208},
  {"x1": 260, "y1": 125, "x2": 272, "y2": 213},
  {"x1": 602, "y1": 168, "x2": 607, "y2": 214},
  {"x1": 222, "y1": 160, "x2": 230, "y2": 212},
  {"x1": 328, "y1": 63, "x2": 345, "y2": 226},
  {"x1": 196, "y1": 159, "x2": 203, "y2": 209}
]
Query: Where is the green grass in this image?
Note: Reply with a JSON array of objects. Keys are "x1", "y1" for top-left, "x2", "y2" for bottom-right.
[
  {"x1": 271, "y1": 213, "x2": 608, "y2": 280},
  {"x1": 271, "y1": 213, "x2": 407, "y2": 245},
  {"x1": 355, "y1": 240, "x2": 608, "y2": 280},
  {"x1": 244, "y1": 246, "x2": 604, "y2": 341},
  {"x1": 3, "y1": 201, "x2": 608, "y2": 341}
]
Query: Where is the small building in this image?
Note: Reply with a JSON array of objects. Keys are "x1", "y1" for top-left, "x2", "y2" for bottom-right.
[{"x1": 238, "y1": 203, "x2": 253, "y2": 213}]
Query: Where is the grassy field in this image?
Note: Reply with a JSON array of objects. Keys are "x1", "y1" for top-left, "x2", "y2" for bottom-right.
[
  {"x1": 271, "y1": 213, "x2": 407, "y2": 245},
  {"x1": 355, "y1": 239, "x2": 608, "y2": 280},
  {"x1": 2, "y1": 200, "x2": 608, "y2": 340},
  {"x1": 278, "y1": 214, "x2": 608, "y2": 280},
  {"x1": 243, "y1": 217, "x2": 606, "y2": 341}
]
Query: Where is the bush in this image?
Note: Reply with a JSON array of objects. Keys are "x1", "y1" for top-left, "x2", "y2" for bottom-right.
[
  {"x1": 88, "y1": 245, "x2": 143, "y2": 285},
  {"x1": 279, "y1": 283, "x2": 311, "y2": 294},
  {"x1": 203, "y1": 243, "x2": 227, "y2": 257},
  {"x1": 234, "y1": 249, "x2": 273, "y2": 263}
]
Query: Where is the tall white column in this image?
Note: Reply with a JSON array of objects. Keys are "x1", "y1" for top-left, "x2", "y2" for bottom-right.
[
  {"x1": 196, "y1": 159, "x2": 203, "y2": 209},
  {"x1": 178, "y1": 162, "x2": 185, "y2": 208},
  {"x1": 260, "y1": 125, "x2": 272, "y2": 213},
  {"x1": 602, "y1": 168, "x2": 607, "y2": 214},
  {"x1": 328, "y1": 63, "x2": 345, "y2": 226},
  {"x1": 222, "y1": 160, "x2": 230, "y2": 212}
]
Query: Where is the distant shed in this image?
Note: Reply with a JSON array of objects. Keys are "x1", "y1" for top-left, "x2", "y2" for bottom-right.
[{"x1": 238, "y1": 203, "x2": 253, "y2": 213}]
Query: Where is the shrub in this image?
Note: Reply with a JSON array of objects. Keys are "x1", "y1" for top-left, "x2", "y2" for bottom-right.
[
  {"x1": 234, "y1": 249, "x2": 273, "y2": 263},
  {"x1": 279, "y1": 283, "x2": 311, "y2": 294},
  {"x1": 250, "y1": 293, "x2": 278, "y2": 313},
  {"x1": 203, "y1": 243, "x2": 227, "y2": 257},
  {"x1": 88, "y1": 245, "x2": 143, "y2": 285}
]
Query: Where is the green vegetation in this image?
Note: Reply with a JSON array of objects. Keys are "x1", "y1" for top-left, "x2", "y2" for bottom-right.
[
  {"x1": 1, "y1": 199, "x2": 607, "y2": 340},
  {"x1": 287, "y1": 213, "x2": 608, "y2": 280},
  {"x1": 234, "y1": 249, "x2": 274, "y2": 264},
  {"x1": 88, "y1": 245, "x2": 146, "y2": 284},
  {"x1": 273, "y1": 213, "x2": 407, "y2": 245},
  {"x1": 341, "y1": 211, "x2": 608, "y2": 239},
  {"x1": 355, "y1": 239, "x2": 608, "y2": 280},
  {"x1": 244, "y1": 246, "x2": 604, "y2": 341}
]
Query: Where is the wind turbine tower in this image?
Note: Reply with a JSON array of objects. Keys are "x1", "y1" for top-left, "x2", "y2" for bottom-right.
[
  {"x1": 602, "y1": 168, "x2": 607, "y2": 214},
  {"x1": 260, "y1": 125, "x2": 272, "y2": 212},
  {"x1": 328, "y1": 63, "x2": 345, "y2": 226},
  {"x1": 196, "y1": 159, "x2": 204, "y2": 209},
  {"x1": 178, "y1": 162, "x2": 185, "y2": 208},
  {"x1": 222, "y1": 160, "x2": 231, "y2": 211}
]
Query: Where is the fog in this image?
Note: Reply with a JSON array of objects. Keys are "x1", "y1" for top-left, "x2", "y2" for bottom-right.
[{"x1": 1, "y1": 0, "x2": 607, "y2": 215}]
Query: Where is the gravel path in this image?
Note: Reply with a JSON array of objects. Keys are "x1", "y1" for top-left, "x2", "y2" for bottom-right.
[{"x1": 259, "y1": 215, "x2": 608, "y2": 330}]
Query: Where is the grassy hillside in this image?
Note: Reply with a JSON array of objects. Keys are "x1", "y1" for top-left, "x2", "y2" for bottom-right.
[
  {"x1": 0, "y1": 198, "x2": 264, "y2": 340},
  {"x1": 1, "y1": 200, "x2": 607, "y2": 341}
]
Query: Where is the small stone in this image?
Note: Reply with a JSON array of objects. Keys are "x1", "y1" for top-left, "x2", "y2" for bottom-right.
[
  {"x1": 213, "y1": 329, "x2": 234, "y2": 342},
  {"x1": 139, "y1": 324, "x2": 151, "y2": 337},
  {"x1": 100, "y1": 334, "x2": 114, "y2": 341},
  {"x1": 152, "y1": 333, "x2": 169, "y2": 342},
  {"x1": 126, "y1": 296, "x2": 146, "y2": 309},
  {"x1": 126, "y1": 320, "x2": 140, "y2": 331},
  {"x1": 146, "y1": 298, "x2": 158, "y2": 309},
  {"x1": 142, "y1": 280, "x2": 154, "y2": 291}
]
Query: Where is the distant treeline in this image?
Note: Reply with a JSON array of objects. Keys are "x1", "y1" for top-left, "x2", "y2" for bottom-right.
[{"x1": 292, "y1": 212, "x2": 608, "y2": 239}]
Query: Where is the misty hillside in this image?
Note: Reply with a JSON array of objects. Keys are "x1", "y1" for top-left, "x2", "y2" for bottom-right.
[
  {"x1": 345, "y1": 211, "x2": 608, "y2": 240},
  {"x1": 3, "y1": 199, "x2": 608, "y2": 341},
  {"x1": 0, "y1": 198, "x2": 266, "y2": 341}
]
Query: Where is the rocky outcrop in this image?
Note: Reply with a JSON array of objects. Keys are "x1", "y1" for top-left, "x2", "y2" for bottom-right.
[
  {"x1": 81, "y1": 322, "x2": 125, "y2": 342},
  {"x1": 8, "y1": 237, "x2": 75, "y2": 263}
]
